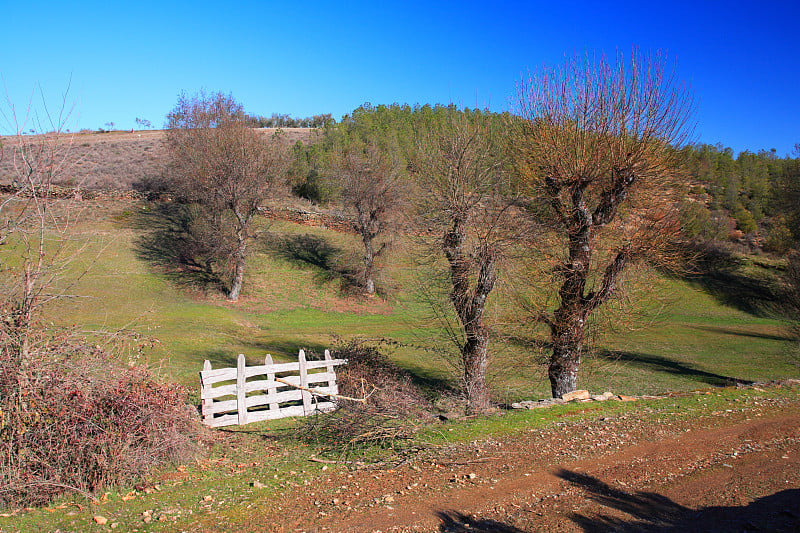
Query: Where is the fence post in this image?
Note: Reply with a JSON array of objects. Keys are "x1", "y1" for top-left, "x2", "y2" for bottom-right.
[
  {"x1": 299, "y1": 349, "x2": 312, "y2": 415},
  {"x1": 265, "y1": 354, "x2": 279, "y2": 411},
  {"x1": 324, "y1": 349, "x2": 338, "y2": 397},
  {"x1": 236, "y1": 354, "x2": 248, "y2": 425},
  {"x1": 201, "y1": 360, "x2": 213, "y2": 425}
]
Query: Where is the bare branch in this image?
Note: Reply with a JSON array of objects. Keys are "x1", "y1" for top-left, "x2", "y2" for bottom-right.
[
  {"x1": 513, "y1": 49, "x2": 694, "y2": 397},
  {"x1": 164, "y1": 91, "x2": 289, "y2": 300}
]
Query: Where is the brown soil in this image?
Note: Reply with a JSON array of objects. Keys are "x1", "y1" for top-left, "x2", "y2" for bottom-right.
[{"x1": 214, "y1": 389, "x2": 800, "y2": 532}]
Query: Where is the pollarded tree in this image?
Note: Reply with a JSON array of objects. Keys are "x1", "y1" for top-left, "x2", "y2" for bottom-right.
[
  {"x1": 514, "y1": 50, "x2": 694, "y2": 397},
  {"x1": 414, "y1": 111, "x2": 521, "y2": 413},
  {"x1": 165, "y1": 92, "x2": 289, "y2": 301},
  {"x1": 330, "y1": 139, "x2": 403, "y2": 295}
]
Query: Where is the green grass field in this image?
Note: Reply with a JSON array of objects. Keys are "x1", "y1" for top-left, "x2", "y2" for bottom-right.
[
  {"x1": 40, "y1": 198, "x2": 798, "y2": 400},
  {"x1": 3, "y1": 196, "x2": 799, "y2": 530}
]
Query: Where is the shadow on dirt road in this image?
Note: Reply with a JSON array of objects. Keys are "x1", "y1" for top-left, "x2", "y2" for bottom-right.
[{"x1": 557, "y1": 469, "x2": 800, "y2": 532}]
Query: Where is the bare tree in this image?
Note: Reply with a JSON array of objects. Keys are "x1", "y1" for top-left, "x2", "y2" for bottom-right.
[
  {"x1": 331, "y1": 140, "x2": 402, "y2": 295},
  {"x1": 513, "y1": 50, "x2": 693, "y2": 397},
  {"x1": 135, "y1": 117, "x2": 152, "y2": 129},
  {"x1": 165, "y1": 92, "x2": 289, "y2": 301},
  {"x1": 0, "y1": 90, "x2": 205, "y2": 507},
  {"x1": 0, "y1": 86, "x2": 83, "y2": 371},
  {"x1": 414, "y1": 112, "x2": 520, "y2": 413}
]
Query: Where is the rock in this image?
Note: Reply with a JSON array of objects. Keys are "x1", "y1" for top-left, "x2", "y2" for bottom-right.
[
  {"x1": 93, "y1": 516, "x2": 108, "y2": 525},
  {"x1": 252, "y1": 481, "x2": 266, "y2": 489},
  {"x1": 591, "y1": 392, "x2": 615, "y2": 401},
  {"x1": 513, "y1": 398, "x2": 569, "y2": 409},
  {"x1": 561, "y1": 390, "x2": 590, "y2": 402}
]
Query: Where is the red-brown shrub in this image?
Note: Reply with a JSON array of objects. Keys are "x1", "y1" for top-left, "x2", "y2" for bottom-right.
[{"x1": 0, "y1": 340, "x2": 204, "y2": 507}]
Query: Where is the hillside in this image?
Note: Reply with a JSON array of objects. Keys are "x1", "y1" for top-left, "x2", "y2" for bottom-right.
[
  {"x1": 1, "y1": 129, "x2": 798, "y2": 531},
  {"x1": 22, "y1": 194, "x2": 793, "y2": 398},
  {"x1": 1, "y1": 124, "x2": 796, "y2": 396},
  {"x1": 0, "y1": 128, "x2": 318, "y2": 190}
]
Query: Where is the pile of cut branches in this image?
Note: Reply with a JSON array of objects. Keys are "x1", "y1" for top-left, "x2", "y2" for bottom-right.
[{"x1": 300, "y1": 339, "x2": 434, "y2": 459}]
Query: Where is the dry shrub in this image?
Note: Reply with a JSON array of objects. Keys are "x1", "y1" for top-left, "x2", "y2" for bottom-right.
[
  {"x1": 301, "y1": 340, "x2": 433, "y2": 457},
  {"x1": 334, "y1": 339, "x2": 432, "y2": 416},
  {"x1": 0, "y1": 332, "x2": 205, "y2": 507}
]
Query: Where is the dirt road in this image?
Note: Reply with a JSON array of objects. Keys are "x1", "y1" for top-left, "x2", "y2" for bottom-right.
[{"x1": 231, "y1": 388, "x2": 800, "y2": 532}]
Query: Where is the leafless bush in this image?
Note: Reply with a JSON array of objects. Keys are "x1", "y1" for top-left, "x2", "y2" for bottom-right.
[
  {"x1": 300, "y1": 340, "x2": 433, "y2": 457},
  {"x1": 0, "y1": 87, "x2": 205, "y2": 508},
  {"x1": 0, "y1": 328, "x2": 205, "y2": 507}
]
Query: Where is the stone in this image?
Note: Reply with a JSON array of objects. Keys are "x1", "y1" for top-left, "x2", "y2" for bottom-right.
[
  {"x1": 591, "y1": 392, "x2": 615, "y2": 401},
  {"x1": 93, "y1": 516, "x2": 108, "y2": 525},
  {"x1": 561, "y1": 390, "x2": 590, "y2": 402}
]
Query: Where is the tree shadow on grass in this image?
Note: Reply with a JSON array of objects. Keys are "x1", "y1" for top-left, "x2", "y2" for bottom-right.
[
  {"x1": 242, "y1": 339, "x2": 332, "y2": 361},
  {"x1": 690, "y1": 324, "x2": 794, "y2": 342},
  {"x1": 683, "y1": 246, "x2": 787, "y2": 318},
  {"x1": 436, "y1": 510, "x2": 525, "y2": 532},
  {"x1": 130, "y1": 202, "x2": 225, "y2": 292},
  {"x1": 260, "y1": 232, "x2": 360, "y2": 291},
  {"x1": 598, "y1": 349, "x2": 753, "y2": 387},
  {"x1": 195, "y1": 348, "x2": 240, "y2": 371},
  {"x1": 400, "y1": 365, "x2": 460, "y2": 400},
  {"x1": 195, "y1": 340, "x2": 333, "y2": 370},
  {"x1": 557, "y1": 469, "x2": 800, "y2": 532}
]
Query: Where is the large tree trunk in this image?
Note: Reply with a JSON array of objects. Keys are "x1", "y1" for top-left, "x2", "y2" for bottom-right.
[
  {"x1": 444, "y1": 218, "x2": 498, "y2": 413},
  {"x1": 362, "y1": 233, "x2": 376, "y2": 295},
  {"x1": 463, "y1": 325, "x2": 491, "y2": 413},
  {"x1": 547, "y1": 184, "x2": 592, "y2": 397},
  {"x1": 227, "y1": 236, "x2": 247, "y2": 301},
  {"x1": 548, "y1": 316, "x2": 585, "y2": 397}
]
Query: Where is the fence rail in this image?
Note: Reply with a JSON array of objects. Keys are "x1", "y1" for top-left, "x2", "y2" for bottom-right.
[{"x1": 199, "y1": 349, "x2": 346, "y2": 427}]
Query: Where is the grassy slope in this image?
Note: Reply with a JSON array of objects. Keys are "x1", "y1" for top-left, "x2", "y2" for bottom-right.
[
  {"x1": 46, "y1": 198, "x2": 798, "y2": 400},
  {"x1": 2, "y1": 197, "x2": 798, "y2": 531}
]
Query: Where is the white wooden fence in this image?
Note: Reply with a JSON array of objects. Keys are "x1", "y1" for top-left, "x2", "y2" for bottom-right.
[{"x1": 199, "y1": 349, "x2": 347, "y2": 428}]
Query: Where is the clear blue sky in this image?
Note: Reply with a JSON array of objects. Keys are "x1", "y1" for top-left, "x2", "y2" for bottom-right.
[{"x1": 2, "y1": 0, "x2": 798, "y2": 155}]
